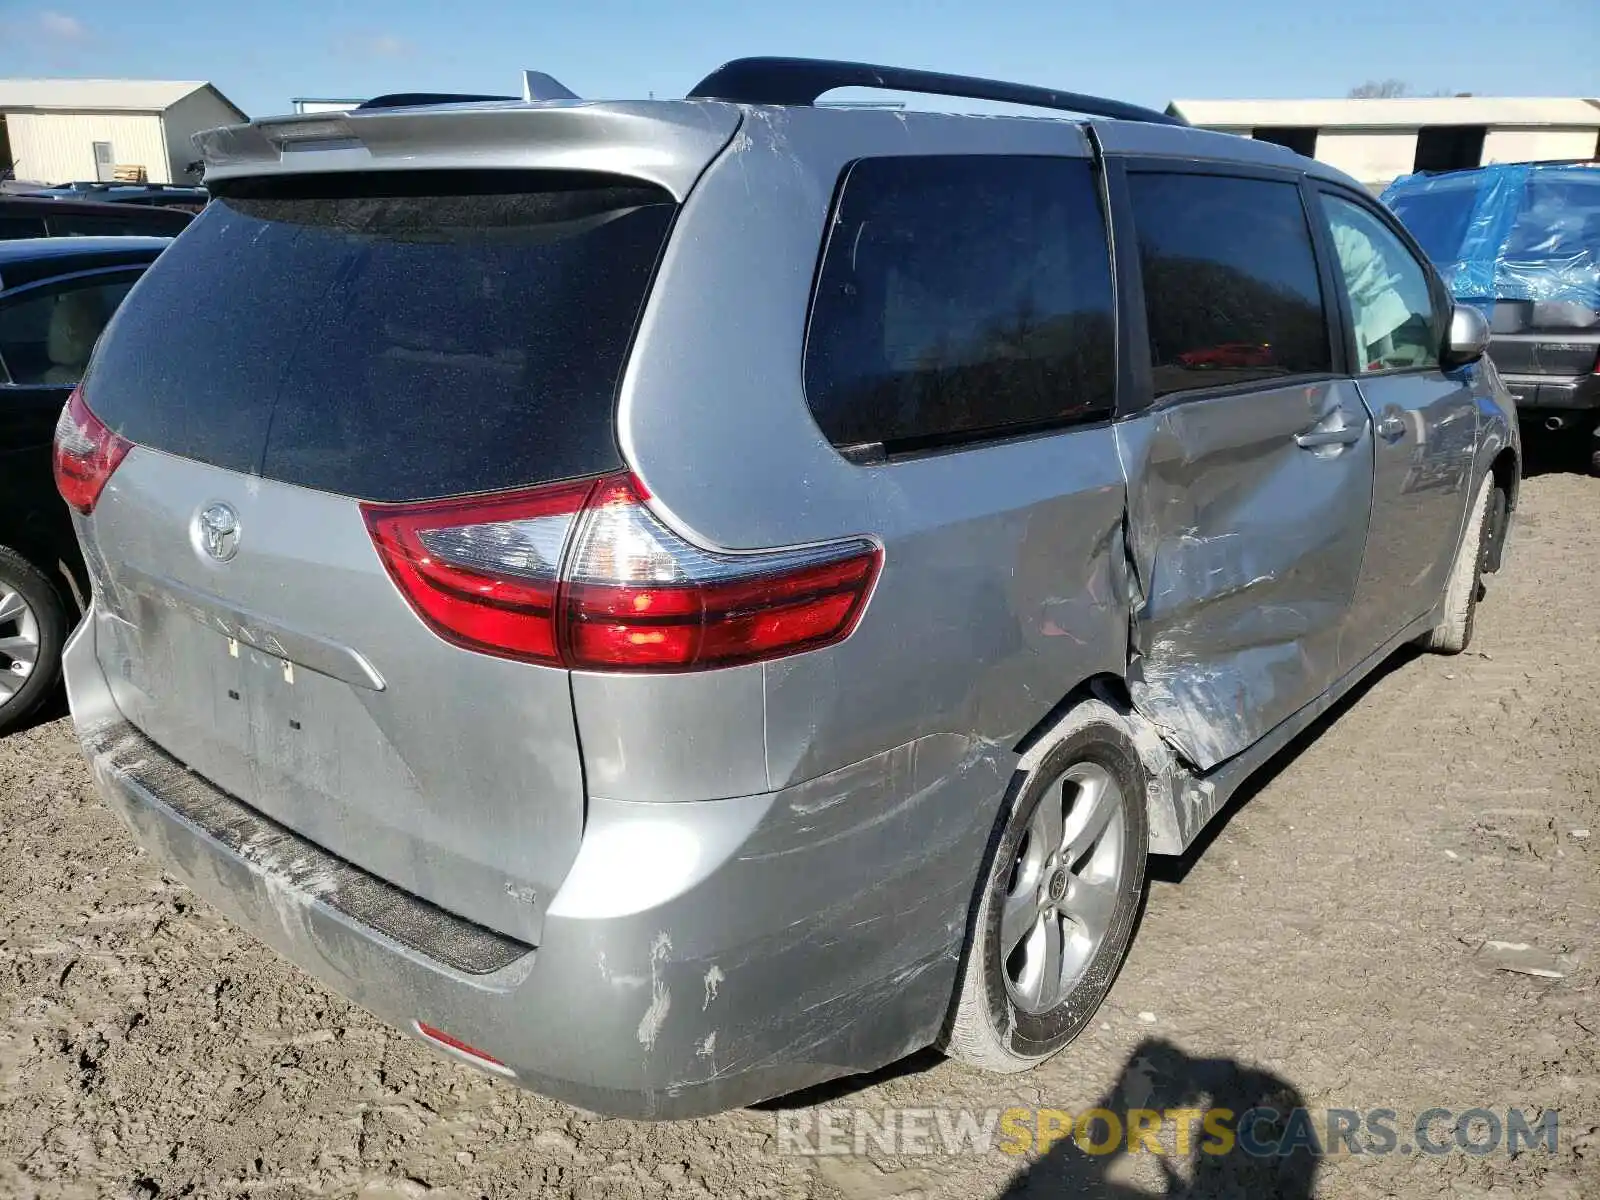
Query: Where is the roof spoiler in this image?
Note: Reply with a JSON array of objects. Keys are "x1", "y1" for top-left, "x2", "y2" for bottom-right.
[{"x1": 353, "y1": 72, "x2": 580, "y2": 113}]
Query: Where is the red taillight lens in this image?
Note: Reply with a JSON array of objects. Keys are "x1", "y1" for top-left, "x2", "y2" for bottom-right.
[
  {"x1": 561, "y1": 477, "x2": 880, "y2": 670},
  {"x1": 362, "y1": 478, "x2": 597, "y2": 666},
  {"x1": 362, "y1": 474, "x2": 881, "y2": 672},
  {"x1": 53, "y1": 388, "x2": 131, "y2": 514}
]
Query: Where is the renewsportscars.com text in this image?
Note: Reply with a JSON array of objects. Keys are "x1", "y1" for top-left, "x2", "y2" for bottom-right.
[{"x1": 775, "y1": 1106, "x2": 1560, "y2": 1159}]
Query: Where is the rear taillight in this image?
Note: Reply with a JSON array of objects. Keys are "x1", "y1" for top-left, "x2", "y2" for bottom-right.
[
  {"x1": 53, "y1": 387, "x2": 132, "y2": 515},
  {"x1": 363, "y1": 474, "x2": 881, "y2": 672}
]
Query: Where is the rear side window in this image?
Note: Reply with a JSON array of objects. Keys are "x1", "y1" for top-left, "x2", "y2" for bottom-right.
[
  {"x1": 46, "y1": 210, "x2": 189, "y2": 238},
  {"x1": 805, "y1": 156, "x2": 1115, "y2": 452},
  {"x1": 0, "y1": 215, "x2": 48, "y2": 240},
  {"x1": 0, "y1": 272, "x2": 140, "y2": 386},
  {"x1": 1128, "y1": 173, "x2": 1330, "y2": 397},
  {"x1": 84, "y1": 171, "x2": 675, "y2": 502}
]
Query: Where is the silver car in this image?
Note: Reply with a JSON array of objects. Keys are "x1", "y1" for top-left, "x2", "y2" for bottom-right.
[{"x1": 56, "y1": 59, "x2": 1520, "y2": 1118}]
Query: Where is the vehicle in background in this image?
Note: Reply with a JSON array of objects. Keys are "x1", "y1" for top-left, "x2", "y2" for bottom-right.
[
  {"x1": 1178, "y1": 341, "x2": 1275, "y2": 369},
  {"x1": 57, "y1": 58, "x2": 1518, "y2": 1118},
  {"x1": 1384, "y1": 162, "x2": 1600, "y2": 472},
  {"x1": 23, "y1": 183, "x2": 209, "y2": 214},
  {"x1": 0, "y1": 237, "x2": 168, "y2": 732},
  {"x1": 0, "y1": 196, "x2": 193, "y2": 241}
]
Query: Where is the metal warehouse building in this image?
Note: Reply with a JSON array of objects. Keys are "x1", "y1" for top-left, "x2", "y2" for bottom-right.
[
  {"x1": 1168, "y1": 96, "x2": 1600, "y2": 193},
  {"x1": 0, "y1": 79, "x2": 247, "y2": 186}
]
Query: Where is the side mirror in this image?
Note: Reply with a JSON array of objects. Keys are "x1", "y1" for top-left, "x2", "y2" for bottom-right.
[{"x1": 1442, "y1": 302, "x2": 1490, "y2": 368}]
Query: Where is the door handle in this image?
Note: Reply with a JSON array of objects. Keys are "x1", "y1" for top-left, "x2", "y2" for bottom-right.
[
  {"x1": 1295, "y1": 424, "x2": 1365, "y2": 449},
  {"x1": 1376, "y1": 413, "x2": 1406, "y2": 442}
]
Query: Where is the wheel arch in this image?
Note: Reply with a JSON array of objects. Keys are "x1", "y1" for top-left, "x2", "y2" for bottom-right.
[
  {"x1": 1485, "y1": 447, "x2": 1519, "y2": 574},
  {"x1": 1011, "y1": 672, "x2": 1198, "y2": 856}
]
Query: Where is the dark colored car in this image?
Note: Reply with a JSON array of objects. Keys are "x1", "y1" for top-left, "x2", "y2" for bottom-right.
[
  {"x1": 0, "y1": 236, "x2": 169, "y2": 731},
  {"x1": 0, "y1": 195, "x2": 193, "y2": 241},
  {"x1": 24, "y1": 182, "x2": 209, "y2": 213},
  {"x1": 1384, "y1": 162, "x2": 1600, "y2": 471},
  {"x1": 1178, "y1": 342, "x2": 1276, "y2": 369}
]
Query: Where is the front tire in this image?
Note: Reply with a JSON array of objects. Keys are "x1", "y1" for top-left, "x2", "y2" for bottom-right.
[
  {"x1": 1421, "y1": 475, "x2": 1495, "y2": 656},
  {"x1": 942, "y1": 700, "x2": 1148, "y2": 1073},
  {"x1": 0, "y1": 547, "x2": 69, "y2": 736}
]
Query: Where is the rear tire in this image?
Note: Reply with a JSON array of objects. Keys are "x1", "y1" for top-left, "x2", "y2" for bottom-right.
[
  {"x1": 1421, "y1": 475, "x2": 1494, "y2": 655},
  {"x1": 0, "y1": 547, "x2": 69, "y2": 736},
  {"x1": 942, "y1": 700, "x2": 1148, "y2": 1073}
]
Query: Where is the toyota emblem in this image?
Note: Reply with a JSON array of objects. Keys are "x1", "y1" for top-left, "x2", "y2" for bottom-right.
[{"x1": 197, "y1": 502, "x2": 240, "y2": 562}]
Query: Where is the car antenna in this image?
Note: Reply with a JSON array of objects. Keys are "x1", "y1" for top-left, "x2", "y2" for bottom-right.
[{"x1": 521, "y1": 71, "x2": 580, "y2": 102}]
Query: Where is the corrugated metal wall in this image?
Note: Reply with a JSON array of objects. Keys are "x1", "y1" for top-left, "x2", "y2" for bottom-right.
[
  {"x1": 163, "y1": 90, "x2": 246, "y2": 183},
  {"x1": 4, "y1": 111, "x2": 171, "y2": 184}
]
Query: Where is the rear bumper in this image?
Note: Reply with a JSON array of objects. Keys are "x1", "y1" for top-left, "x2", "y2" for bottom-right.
[
  {"x1": 1502, "y1": 373, "x2": 1600, "y2": 412},
  {"x1": 63, "y1": 610, "x2": 1008, "y2": 1118}
]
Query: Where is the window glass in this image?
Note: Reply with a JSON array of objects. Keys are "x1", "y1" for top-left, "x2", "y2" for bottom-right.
[
  {"x1": 46, "y1": 209, "x2": 190, "y2": 238},
  {"x1": 0, "y1": 273, "x2": 139, "y2": 386},
  {"x1": 1128, "y1": 173, "x2": 1330, "y2": 397},
  {"x1": 0, "y1": 215, "x2": 49, "y2": 240},
  {"x1": 805, "y1": 155, "x2": 1115, "y2": 450},
  {"x1": 1321, "y1": 194, "x2": 1441, "y2": 371},
  {"x1": 84, "y1": 173, "x2": 673, "y2": 501}
]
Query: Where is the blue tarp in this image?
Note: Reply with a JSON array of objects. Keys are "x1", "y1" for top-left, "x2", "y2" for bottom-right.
[{"x1": 1381, "y1": 162, "x2": 1600, "y2": 311}]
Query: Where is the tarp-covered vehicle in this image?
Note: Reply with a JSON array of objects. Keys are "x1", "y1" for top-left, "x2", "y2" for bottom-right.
[{"x1": 1384, "y1": 162, "x2": 1600, "y2": 472}]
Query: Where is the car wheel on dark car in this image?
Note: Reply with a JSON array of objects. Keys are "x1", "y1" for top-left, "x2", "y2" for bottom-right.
[{"x1": 0, "y1": 546, "x2": 68, "y2": 735}]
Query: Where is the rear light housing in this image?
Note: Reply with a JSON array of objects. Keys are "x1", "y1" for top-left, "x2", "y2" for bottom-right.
[
  {"x1": 53, "y1": 387, "x2": 132, "y2": 515},
  {"x1": 363, "y1": 474, "x2": 881, "y2": 672}
]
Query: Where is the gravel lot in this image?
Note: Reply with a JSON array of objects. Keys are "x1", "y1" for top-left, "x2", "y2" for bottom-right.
[{"x1": 1, "y1": 466, "x2": 1596, "y2": 1200}]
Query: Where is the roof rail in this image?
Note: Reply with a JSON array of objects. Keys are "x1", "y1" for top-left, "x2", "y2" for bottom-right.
[
  {"x1": 355, "y1": 92, "x2": 518, "y2": 112},
  {"x1": 687, "y1": 57, "x2": 1186, "y2": 126}
]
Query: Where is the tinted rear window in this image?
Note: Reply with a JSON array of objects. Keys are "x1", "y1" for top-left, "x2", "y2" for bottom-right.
[
  {"x1": 85, "y1": 172, "x2": 675, "y2": 501},
  {"x1": 804, "y1": 155, "x2": 1115, "y2": 453}
]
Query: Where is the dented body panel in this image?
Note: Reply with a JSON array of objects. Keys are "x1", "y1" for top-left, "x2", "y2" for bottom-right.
[
  {"x1": 69, "y1": 620, "x2": 1012, "y2": 1118},
  {"x1": 1119, "y1": 382, "x2": 1375, "y2": 769},
  {"x1": 77, "y1": 450, "x2": 585, "y2": 945}
]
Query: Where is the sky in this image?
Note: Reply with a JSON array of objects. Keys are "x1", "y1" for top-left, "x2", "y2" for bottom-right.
[{"x1": 2, "y1": 0, "x2": 1597, "y2": 120}]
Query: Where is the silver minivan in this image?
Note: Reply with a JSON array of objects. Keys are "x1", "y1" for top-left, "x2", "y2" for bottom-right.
[{"x1": 57, "y1": 59, "x2": 1520, "y2": 1118}]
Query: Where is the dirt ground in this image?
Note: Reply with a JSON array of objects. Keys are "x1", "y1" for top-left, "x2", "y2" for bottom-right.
[{"x1": 1, "y1": 465, "x2": 1596, "y2": 1200}]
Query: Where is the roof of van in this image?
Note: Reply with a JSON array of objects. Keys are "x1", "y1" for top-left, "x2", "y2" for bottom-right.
[{"x1": 0, "y1": 236, "x2": 171, "y2": 270}]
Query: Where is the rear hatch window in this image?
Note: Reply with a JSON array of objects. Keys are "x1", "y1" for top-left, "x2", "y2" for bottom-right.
[{"x1": 85, "y1": 171, "x2": 675, "y2": 501}]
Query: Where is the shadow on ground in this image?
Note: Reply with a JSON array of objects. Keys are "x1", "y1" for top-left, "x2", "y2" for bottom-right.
[
  {"x1": 750, "y1": 1048, "x2": 947, "y2": 1111},
  {"x1": 998, "y1": 1038, "x2": 1319, "y2": 1199},
  {"x1": 0, "y1": 688, "x2": 67, "y2": 739},
  {"x1": 1520, "y1": 420, "x2": 1592, "y2": 478}
]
